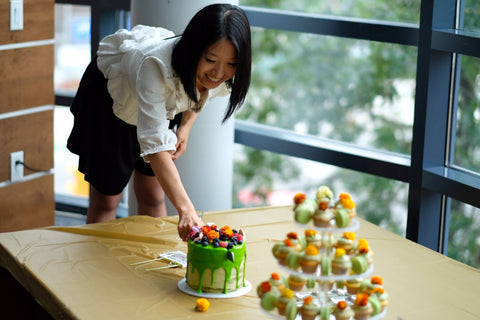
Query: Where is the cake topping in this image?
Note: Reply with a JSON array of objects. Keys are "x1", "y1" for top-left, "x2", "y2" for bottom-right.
[
  {"x1": 220, "y1": 225, "x2": 234, "y2": 237},
  {"x1": 339, "y1": 192, "x2": 355, "y2": 209},
  {"x1": 358, "y1": 239, "x2": 370, "y2": 253},
  {"x1": 196, "y1": 298, "x2": 210, "y2": 312},
  {"x1": 284, "y1": 238, "x2": 294, "y2": 247},
  {"x1": 281, "y1": 288, "x2": 294, "y2": 299},
  {"x1": 371, "y1": 276, "x2": 383, "y2": 285},
  {"x1": 294, "y1": 193, "x2": 307, "y2": 204},
  {"x1": 337, "y1": 301, "x2": 347, "y2": 310},
  {"x1": 355, "y1": 293, "x2": 369, "y2": 306},
  {"x1": 343, "y1": 231, "x2": 356, "y2": 240},
  {"x1": 305, "y1": 244, "x2": 319, "y2": 256},
  {"x1": 316, "y1": 185, "x2": 333, "y2": 200},
  {"x1": 271, "y1": 272, "x2": 281, "y2": 280},
  {"x1": 304, "y1": 229, "x2": 317, "y2": 237},
  {"x1": 303, "y1": 296, "x2": 313, "y2": 305},
  {"x1": 335, "y1": 248, "x2": 347, "y2": 258},
  {"x1": 206, "y1": 230, "x2": 219, "y2": 241},
  {"x1": 373, "y1": 287, "x2": 385, "y2": 294},
  {"x1": 260, "y1": 281, "x2": 272, "y2": 293},
  {"x1": 287, "y1": 232, "x2": 298, "y2": 239},
  {"x1": 187, "y1": 224, "x2": 244, "y2": 250},
  {"x1": 318, "y1": 201, "x2": 329, "y2": 211}
]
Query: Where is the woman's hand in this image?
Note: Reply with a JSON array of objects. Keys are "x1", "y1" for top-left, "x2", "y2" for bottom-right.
[
  {"x1": 172, "y1": 111, "x2": 198, "y2": 161},
  {"x1": 173, "y1": 126, "x2": 189, "y2": 160},
  {"x1": 145, "y1": 151, "x2": 202, "y2": 241},
  {"x1": 177, "y1": 209, "x2": 205, "y2": 241}
]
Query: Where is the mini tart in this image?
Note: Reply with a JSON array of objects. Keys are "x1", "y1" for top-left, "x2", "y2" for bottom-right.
[
  {"x1": 299, "y1": 245, "x2": 320, "y2": 274},
  {"x1": 332, "y1": 249, "x2": 352, "y2": 275},
  {"x1": 299, "y1": 296, "x2": 320, "y2": 320},
  {"x1": 332, "y1": 301, "x2": 354, "y2": 320},
  {"x1": 299, "y1": 254, "x2": 320, "y2": 274},
  {"x1": 352, "y1": 294, "x2": 373, "y2": 320},
  {"x1": 287, "y1": 274, "x2": 306, "y2": 291},
  {"x1": 345, "y1": 278, "x2": 363, "y2": 294},
  {"x1": 313, "y1": 207, "x2": 334, "y2": 227},
  {"x1": 352, "y1": 303, "x2": 373, "y2": 320},
  {"x1": 276, "y1": 289, "x2": 295, "y2": 316}
]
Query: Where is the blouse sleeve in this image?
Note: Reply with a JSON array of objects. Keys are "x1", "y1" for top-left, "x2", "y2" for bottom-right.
[{"x1": 136, "y1": 56, "x2": 178, "y2": 158}]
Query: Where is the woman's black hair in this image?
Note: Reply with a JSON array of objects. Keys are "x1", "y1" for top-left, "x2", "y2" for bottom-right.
[{"x1": 172, "y1": 3, "x2": 251, "y2": 123}]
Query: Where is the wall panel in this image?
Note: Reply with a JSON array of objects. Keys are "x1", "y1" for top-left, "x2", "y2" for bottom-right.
[
  {"x1": 0, "y1": 0, "x2": 55, "y2": 232},
  {"x1": 0, "y1": 111, "x2": 53, "y2": 182},
  {"x1": 0, "y1": 175, "x2": 54, "y2": 232},
  {"x1": 0, "y1": 0, "x2": 54, "y2": 44},
  {"x1": 0, "y1": 45, "x2": 53, "y2": 113}
]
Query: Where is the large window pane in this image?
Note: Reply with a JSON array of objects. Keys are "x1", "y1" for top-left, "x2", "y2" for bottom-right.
[
  {"x1": 237, "y1": 28, "x2": 416, "y2": 155},
  {"x1": 233, "y1": 146, "x2": 408, "y2": 236},
  {"x1": 54, "y1": 4, "x2": 91, "y2": 96},
  {"x1": 240, "y1": 0, "x2": 420, "y2": 24},
  {"x1": 448, "y1": 199, "x2": 480, "y2": 269},
  {"x1": 453, "y1": 55, "x2": 480, "y2": 172}
]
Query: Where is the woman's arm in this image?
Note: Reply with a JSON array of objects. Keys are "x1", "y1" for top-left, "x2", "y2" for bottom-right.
[
  {"x1": 145, "y1": 151, "x2": 204, "y2": 240},
  {"x1": 172, "y1": 110, "x2": 198, "y2": 160}
]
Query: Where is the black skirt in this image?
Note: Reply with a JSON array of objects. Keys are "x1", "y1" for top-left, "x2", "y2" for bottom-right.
[{"x1": 67, "y1": 58, "x2": 156, "y2": 195}]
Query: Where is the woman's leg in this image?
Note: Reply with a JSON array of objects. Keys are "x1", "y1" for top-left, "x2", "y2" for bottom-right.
[
  {"x1": 133, "y1": 169, "x2": 167, "y2": 217},
  {"x1": 86, "y1": 185, "x2": 123, "y2": 223}
]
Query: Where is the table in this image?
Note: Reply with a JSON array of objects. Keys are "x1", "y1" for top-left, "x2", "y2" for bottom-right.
[{"x1": 0, "y1": 206, "x2": 479, "y2": 319}]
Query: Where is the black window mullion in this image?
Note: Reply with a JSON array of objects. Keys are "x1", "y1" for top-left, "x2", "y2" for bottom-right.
[{"x1": 408, "y1": 0, "x2": 457, "y2": 252}]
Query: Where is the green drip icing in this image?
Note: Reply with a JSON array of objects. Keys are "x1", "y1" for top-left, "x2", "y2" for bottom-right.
[{"x1": 187, "y1": 240, "x2": 246, "y2": 294}]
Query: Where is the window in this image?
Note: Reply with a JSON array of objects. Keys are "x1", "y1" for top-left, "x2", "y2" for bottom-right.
[
  {"x1": 241, "y1": 0, "x2": 421, "y2": 24},
  {"x1": 238, "y1": 28, "x2": 416, "y2": 154},
  {"x1": 54, "y1": 4, "x2": 91, "y2": 97}
]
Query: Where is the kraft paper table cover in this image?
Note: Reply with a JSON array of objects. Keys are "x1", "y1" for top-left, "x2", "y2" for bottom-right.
[{"x1": 0, "y1": 206, "x2": 479, "y2": 320}]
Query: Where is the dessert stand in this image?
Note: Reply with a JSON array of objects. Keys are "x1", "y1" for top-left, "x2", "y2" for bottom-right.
[{"x1": 262, "y1": 218, "x2": 387, "y2": 320}]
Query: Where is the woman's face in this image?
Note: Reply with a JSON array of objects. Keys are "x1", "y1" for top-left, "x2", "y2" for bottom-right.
[{"x1": 196, "y1": 38, "x2": 237, "y2": 92}]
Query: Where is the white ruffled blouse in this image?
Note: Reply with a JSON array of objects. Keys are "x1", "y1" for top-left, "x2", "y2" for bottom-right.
[{"x1": 96, "y1": 25, "x2": 230, "y2": 157}]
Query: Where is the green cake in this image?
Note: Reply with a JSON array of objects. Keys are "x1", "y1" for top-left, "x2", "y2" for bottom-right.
[{"x1": 185, "y1": 225, "x2": 247, "y2": 294}]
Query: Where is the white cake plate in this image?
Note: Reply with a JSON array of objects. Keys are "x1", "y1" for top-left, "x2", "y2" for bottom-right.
[{"x1": 177, "y1": 278, "x2": 252, "y2": 299}]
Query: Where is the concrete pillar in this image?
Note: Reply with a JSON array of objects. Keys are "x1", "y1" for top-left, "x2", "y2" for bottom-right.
[{"x1": 128, "y1": 0, "x2": 237, "y2": 215}]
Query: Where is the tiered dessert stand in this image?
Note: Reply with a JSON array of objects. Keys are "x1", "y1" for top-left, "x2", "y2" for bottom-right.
[{"x1": 262, "y1": 218, "x2": 386, "y2": 320}]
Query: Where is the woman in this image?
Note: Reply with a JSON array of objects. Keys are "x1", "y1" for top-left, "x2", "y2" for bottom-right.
[{"x1": 67, "y1": 4, "x2": 251, "y2": 240}]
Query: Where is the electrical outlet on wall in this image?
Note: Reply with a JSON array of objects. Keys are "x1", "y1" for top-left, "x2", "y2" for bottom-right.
[{"x1": 10, "y1": 151, "x2": 24, "y2": 183}]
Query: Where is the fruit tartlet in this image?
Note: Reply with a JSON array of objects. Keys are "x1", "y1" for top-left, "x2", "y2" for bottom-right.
[
  {"x1": 332, "y1": 300, "x2": 354, "y2": 320},
  {"x1": 275, "y1": 288, "x2": 296, "y2": 316},
  {"x1": 352, "y1": 293, "x2": 373, "y2": 320},
  {"x1": 299, "y1": 296, "x2": 320, "y2": 320},
  {"x1": 332, "y1": 248, "x2": 352, "y2": 275},
  {"x1": 299, "y1": 244, "x2": 321, "y2": 273}
]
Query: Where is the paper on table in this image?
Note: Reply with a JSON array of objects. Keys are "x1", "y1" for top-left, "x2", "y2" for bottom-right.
[{"x1": 159, "y1": 251, "x2": 187, "y2": 268}]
